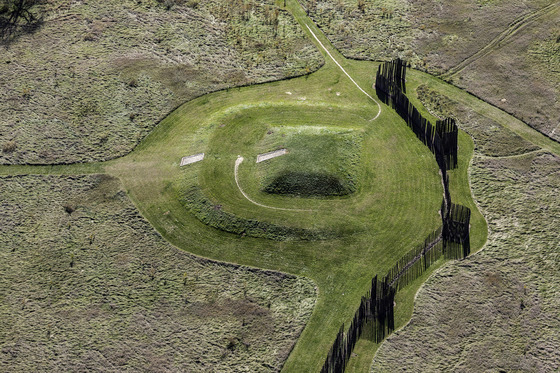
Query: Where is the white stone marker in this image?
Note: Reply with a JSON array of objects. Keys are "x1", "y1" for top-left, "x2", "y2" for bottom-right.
[
  {"x1": 256, "y1": 149, "x2": 288, "y2": 163},
  {"x1": 180, "y1": 153, "x2": 205, "y2": 166}
]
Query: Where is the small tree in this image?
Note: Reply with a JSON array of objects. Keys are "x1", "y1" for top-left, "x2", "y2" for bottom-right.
[
  {"x1": 0, "y1": 0, "x2": 46, "y2": 41},
  {"x1": 357, "y1": 0, "x2": 365, "y2": 13}
]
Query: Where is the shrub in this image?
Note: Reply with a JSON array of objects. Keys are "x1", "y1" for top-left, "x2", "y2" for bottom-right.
[
  {"x1": 63, "y1": 203, "x2": 75, "y2": 214},
  {"x1": 2, "y1": 140, "x2": 16, "y2": 153}
]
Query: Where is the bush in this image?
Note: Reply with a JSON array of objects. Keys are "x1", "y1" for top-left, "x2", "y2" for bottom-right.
[
  {"x1": 2, "y1": 140, "x2": 16, "y2": 153},
  {"x1": 0, "y1": 0, "x2": 46, "y2": 40}
]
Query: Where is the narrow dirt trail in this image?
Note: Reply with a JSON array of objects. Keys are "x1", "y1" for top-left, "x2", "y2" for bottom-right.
[
  {"x1": 442, "y1": 2, "x2": 560, "y2": 79},
  {"x1": 305, "y1": 25, "x2": 382, "y2": 121}
]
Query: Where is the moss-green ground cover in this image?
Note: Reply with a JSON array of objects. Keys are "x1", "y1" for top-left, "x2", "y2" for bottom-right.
[{"x1": 0, "y1": 174, "x2": 316, "y2": 371}]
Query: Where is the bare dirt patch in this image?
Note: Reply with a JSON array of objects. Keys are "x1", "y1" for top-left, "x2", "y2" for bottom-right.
[{"x1": 180, "y1": 152, "x2": 205, "y2": 166}]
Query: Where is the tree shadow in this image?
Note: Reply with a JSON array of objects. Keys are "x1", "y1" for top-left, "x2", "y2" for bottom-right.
[{"x1": 0, "y1": 0, "x2": 46, "y2": 47}]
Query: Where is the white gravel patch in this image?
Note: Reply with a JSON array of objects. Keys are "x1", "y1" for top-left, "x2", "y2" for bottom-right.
[
  {"x1": 180, "y1": 153, "x2": 205, "y2": 166},
  {"x1": 256, "y1": 149, "x2": 288, "y2": 163}
]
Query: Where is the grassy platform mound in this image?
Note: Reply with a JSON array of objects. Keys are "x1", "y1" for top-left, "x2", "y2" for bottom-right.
[
  {"x1": 258, "y1": 127, "x2": 361, "y2": 198},
  {"x1": 92, "y1": 52, "x2": 482, "y2": 371}
]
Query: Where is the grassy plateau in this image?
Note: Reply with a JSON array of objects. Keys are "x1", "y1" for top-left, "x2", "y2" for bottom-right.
[{"x1": 372, "y1": 74, "x2": 560, "y2": 373}]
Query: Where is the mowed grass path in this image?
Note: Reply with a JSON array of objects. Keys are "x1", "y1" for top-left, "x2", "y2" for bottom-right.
[
  {"x1": 96, "y1": 7, "x2": 489, "y2": 365},
  {"x1": 0, "y1": 2, "x2": 494, "y2": 371},
  {"x1": 100, "y1": 55, "x2": 449, "y2": 371}
]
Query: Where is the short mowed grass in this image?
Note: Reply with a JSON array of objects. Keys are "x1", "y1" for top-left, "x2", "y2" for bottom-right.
[
  {"x1": 0, "y1": 0, "x2": 323, "y2": 165},
  {"x1": 300, "y1": 0, "x2": 560, "y2": 141},
  {"x1": 372, "y1": 70, "x2": 560, "y2": 373},
  {"x1": 101, "y1": 50, "x2": 485, "y2": 371}
]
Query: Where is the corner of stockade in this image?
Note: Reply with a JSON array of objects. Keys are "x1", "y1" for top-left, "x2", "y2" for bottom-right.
[
  {"x1": 376, "y1": 59, "x2": 458, "y2": 171},
  {"x1": 321, "y1": 60, "x2": 472, "y2": 373}
]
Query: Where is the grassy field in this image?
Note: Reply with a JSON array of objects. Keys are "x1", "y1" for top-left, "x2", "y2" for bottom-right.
[
  {"x1": 0, "y1": 1, "x2": 489, "y2": 371},
  {"x1": 0, "y1": 174, "x2": 316, "y2": 371},
  {"x1": 372, "y1": 88, "x2": 560, "y2": 371},
  {"x1": 299, "y1": 0, "x2": 560, "y2": 141},
  {"x1": 97, "y1": 5, "x2": 489, "y2": 368},
  {"x1": 0, "y1": 0, "x2": 323, "y2": 165},
  {"x1": 3, "y1": 0, "x2": 557, "y2": 371}
]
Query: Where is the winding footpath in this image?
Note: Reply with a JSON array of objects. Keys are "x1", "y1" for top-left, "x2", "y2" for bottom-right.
[
  {"x1": 234, "y1": 156, "x2": 313, "y2": 212},
  {"x1": 305, "y1": 25, "x2": 382, "y2": 121}
]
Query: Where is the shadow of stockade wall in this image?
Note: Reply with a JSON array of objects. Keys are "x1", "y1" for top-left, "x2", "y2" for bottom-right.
[{"x1": 321, "y1": 59, "x2": 471, "y2": 373}]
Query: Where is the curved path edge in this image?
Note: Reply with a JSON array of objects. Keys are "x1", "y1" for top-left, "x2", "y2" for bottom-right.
[
  {"x1": 305, "y1": 25, "x2": 382, "y2": 121},
  {"x1": 234, "y1": 156, "x2": 313, "y2": 212}
]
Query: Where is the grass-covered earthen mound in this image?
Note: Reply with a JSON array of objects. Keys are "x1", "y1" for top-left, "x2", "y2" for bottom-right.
[
  {"x1": 256, "y1": 127, "x2": 361, "y2": 199},
  {"x1": 263, "y1": 171, "x2": 350, "y2": 197}
]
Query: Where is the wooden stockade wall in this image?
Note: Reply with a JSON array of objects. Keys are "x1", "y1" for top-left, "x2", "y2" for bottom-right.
[
  {"x1": 321, "y1": 60, "x2": 472, "y2": 373},
  {"x1": 443, "y1": 203, "x2": 471, "y2": 259},
  {"x1": 321, "y1": 276, "x2": 396, "y2": 373},
  {"x1": 376, "y1": 61, "x2": 458, "y2": 172}
]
